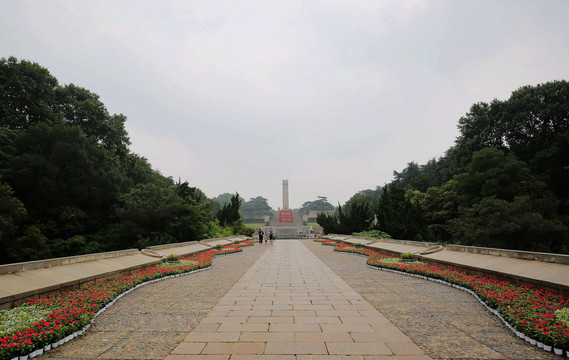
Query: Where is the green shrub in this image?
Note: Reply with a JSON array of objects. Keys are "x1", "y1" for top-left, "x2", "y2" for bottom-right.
[
  {"x1": 166, "y1": 254, "x2": 180, "y2": 262},
  {"x1": 352, "y1": 230, "x2": 392, "y2": 239},
  {"x1": 400, "y1": 252, "x2": 414, "y2": 259}
]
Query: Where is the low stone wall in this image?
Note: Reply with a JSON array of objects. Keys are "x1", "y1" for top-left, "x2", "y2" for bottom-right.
[
  {"x1": 327, "y1": 234, "x2": 569, "y2": 265},
  {"x1": 0, "y1": 249, "x2": 140, "y2": 275},
  {"x1": 446, "y1": 244, "x2": 569, "y2": 265},
  {"x1": 324, "y1": 234, "x2": 569, "y2": 297},
  {"x1": 147, "y1": 241, "x2": 200, "y2": 251},
  {"x1": 0, "y1": 236, "x2": 246, "y2": 309}
]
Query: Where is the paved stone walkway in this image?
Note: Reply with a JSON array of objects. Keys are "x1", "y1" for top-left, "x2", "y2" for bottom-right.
[
  {"x1": 37, "y1": 240, "x2": 557, "y2": 360},
  {"x1": 40, "y1": 244, "x2": 270, "y2": 359},
  {"x1": 303, "y1": 239, "x2": 557, "y2": 360},
  {"x1": 167, "y1": 240, "x2": 428, "y2": 359}
]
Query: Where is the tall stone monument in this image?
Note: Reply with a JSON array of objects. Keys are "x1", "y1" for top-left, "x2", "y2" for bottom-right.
[{"x1": 282, "y1": 179, "x2": 289, "y2": 210}]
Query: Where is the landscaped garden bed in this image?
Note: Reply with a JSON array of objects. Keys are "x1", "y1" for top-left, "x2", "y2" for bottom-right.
[
  {"x1": 316, "y1": 239, "x2": 569, "y2": 357},
  {"x1": 0, "y1": 241, "x2": 253, "y2": 360}
]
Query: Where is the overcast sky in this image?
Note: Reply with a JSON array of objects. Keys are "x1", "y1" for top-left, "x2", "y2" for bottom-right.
[{"x1": 2, "y1": 1, "x2": 569, "y2": 209}]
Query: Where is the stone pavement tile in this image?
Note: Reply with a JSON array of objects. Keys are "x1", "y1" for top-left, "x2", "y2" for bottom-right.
[
  {"x1": 200, "y1": 316, "x2": 248, "y2": 323},
  {"x1": 295, "y1": 332, "x2": 353, "y2": 343},
  {"x1": 385, "y1": 341, "x2": 425, "y2": 355},
  {"x1": 316, "y1": 310, "x2": 361, "y2": 317},
  {"x1": 213, "y1": 305, "x2": 251, "y2": 312},
  {"x1": 293, "y1": 304, "x2": 335, "y2": 310},
  {"x1": 191, "y1": 322, "x2": 219, "y2": 332},
  {"x1": 239, "y1": 331, "x2": 295, "y2": 342},
  {"x1": 275, "y1": 297, "x2": 312, "y2": 304},
  {"x1": 231, "y1": 355, "x2": 296, "y2": 360},
  {"x1": 265, "y1": 342, "x2": 327, "y2": 355},
  {"x1": 340, "y1": 316, "x2": 387, "y2": 324},
  {"x1": 201, "y1": 341, "x2": 265, "y2": 354},
  {"x1": 170, "y1": 342, "x2": 206, "y2": 354},
  {"x1": 333, "y1": 304, "x2": 376, "y2": 310},
  {"x1": 183, "y1": 331, "x2": 240, "y2": 342},
  {"x1": 362, "y1": 330, "x2": 411, "y2": 343},
  {"x1": 228, "y1": 310, "x2": 272, "y2": 317},
  {"x1": 295, "y1": 316, "x2": 341, "y2": 324},
  {"x1": 362, "y1": 356, "x2": 432, "y2": 360},
  {"x1": 321, "y1": 323, "x2": 374, "y2": 333},
  {"x1": 327, "y1": 342, "x2": 392, "y2": 355},
  {"x1": 217, "y1": 323, "x2": 269, "y2": 332},
  {"x1": 269, "y1": 323, "x2": 322, "y2": 332},
  {"x1": 247, "y1": 316, "x2": 295, "y2": 324},
  {"x1": 272, "y1": 310, "x2": 317, "y2": 316},
  {"x1": 252, "y1": 304, "x2": 293, "y2": 311},
  {"x1": 298, "y1": 356, "x2": 364, "y2": 360},
  {"x1": 202, "y1": 310, "x2": 229, "y2": 317},
  {"x1": 164, "y1": 355, "x2": 229, "y2": 360}
]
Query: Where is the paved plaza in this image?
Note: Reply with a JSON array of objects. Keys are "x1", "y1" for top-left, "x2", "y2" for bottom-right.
[
  {"x1": 168, "y1": 240, "x2": 427, "y2": 360},
  {"x1": 39, "y1": 240, "x2": 556, "y2": 359}
]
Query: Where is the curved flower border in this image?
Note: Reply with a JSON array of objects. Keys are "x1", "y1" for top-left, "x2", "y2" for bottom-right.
[
  {"x1": 0, "y1": 241, "x2": 253, "y2": 360},
  {"x1": 316, "y1": 239, "x2": 569, "y2": 357}
]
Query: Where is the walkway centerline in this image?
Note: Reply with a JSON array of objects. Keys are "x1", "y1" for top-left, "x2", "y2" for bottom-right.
[{"x1": 166, "y1": 240, "x2": 428, "y2": 359}]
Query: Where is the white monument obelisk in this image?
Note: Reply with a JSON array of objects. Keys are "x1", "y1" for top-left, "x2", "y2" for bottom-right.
[{"x1": 282, "y1": 179, "x2": 289, "y2": 210}]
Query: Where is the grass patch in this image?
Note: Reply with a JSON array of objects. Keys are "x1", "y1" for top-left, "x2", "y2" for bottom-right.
[{"x1": 244, "y1": 223, "x2": 265, "y2": 228}]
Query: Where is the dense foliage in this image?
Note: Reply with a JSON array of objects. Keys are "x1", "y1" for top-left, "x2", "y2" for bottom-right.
[
  {"x1": 0, "y1": 57, "x2": 246, "y2": 264},
  {"x1": 319, "y1": 80, "x2": 569, "y2": 253},
  {"x1": 299, "y1": 196, "x2": 335, "y2": 216},
  {"x1": 239, "y1": 196, "x2": 273, "y2": 218}
]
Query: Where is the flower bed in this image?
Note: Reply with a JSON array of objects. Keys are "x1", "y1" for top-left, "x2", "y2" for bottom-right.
[
  {"x1": 314, "y1": 239, "x2": 569, "y2": 356},
  {"x1": 0, "y1": 241, "x2": 253, "y2": 360}
]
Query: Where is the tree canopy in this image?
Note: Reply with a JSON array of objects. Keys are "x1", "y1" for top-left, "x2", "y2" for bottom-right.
[
  {"x1": 0, "y1": 57, "x2": 247, "y2": 264},
  {"x1": 318, "y1": 80, "x2": 569, "y2": 253}
]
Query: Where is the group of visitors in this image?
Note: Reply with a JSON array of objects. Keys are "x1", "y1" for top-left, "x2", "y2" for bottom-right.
[{"x1": 257, "y1": 228, "x2": 276, "y2": 244}]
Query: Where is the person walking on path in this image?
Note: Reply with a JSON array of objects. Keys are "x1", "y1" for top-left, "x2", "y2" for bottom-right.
[
  {"x1": 257, "y1": 228, "x2": 264, "y2": 244},
  {"x1": 269, "y1": 228, "x2": 274, "y2": 244}
]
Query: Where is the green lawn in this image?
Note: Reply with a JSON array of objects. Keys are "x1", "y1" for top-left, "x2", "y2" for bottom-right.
[{"x1": 244, "y1": 223, "x2": 266, "y2": 228}]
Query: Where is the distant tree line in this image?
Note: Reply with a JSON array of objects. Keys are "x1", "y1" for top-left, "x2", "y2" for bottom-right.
[
  {"x1": 318, "y1": 80, "x2": 569, "y2": 254},
  {"x1": 0, "y1": 57, "x2": 250, "y2": 265}
]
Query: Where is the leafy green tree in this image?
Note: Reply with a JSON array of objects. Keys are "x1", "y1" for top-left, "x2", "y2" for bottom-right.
[
  {"x1": 240, "y1": 196, "x2": 273, "y2": 217},
  {"x1": 451, "y1": 100, "x2": 508, "y2": 172},
  {"x1": 0, "y1": 57, "x2": 60, "y2": 128},
  {"x1": 374, "y1": 183, "x2": 424, "y2": 240},
  {"x1": 454, "y1": 148, "x2": 531, "y2": 207},
  {"x1": 420, "y1": 180, "x2": 460, "y2": 242},
  {"x1": 6, "y1": 123, "x2": 125, "y2": 239},
  {"x1": 451, "y1": 80, "x2": 569, "y2": 211},
  {"x1": 448, "y1": 196, "x2": 568, "y2": 252},
  {"x1": 6, "y1": 225, "x2": 52, "y2": 263},
  {"x1": 217, "y1": 193, "x2": 242, "y2": 227},
  {"x1": 316, "y1": 210, "x2": 340, "y2": 234},
  {"x1": 344, "y1": 192, "x2": 376, "y2": 220},
  {"x1": 393, "y1": 162, "x2": 421, "y2": 189},
  {"x1": 55, "y1": 83, "x2": 130, "y2": 157},
  {"x1": 338, "y1": 198, "x2": 372, "y2": 234},
  {"x1": 215, "y1": 193, "x2": 236, "y2": 206},
  {"x1": 0, "y1": 182, "x2": 28, "y2": 263},
  {"x1": 299, "y1": 196, "x2": 335, "y2": 216}
]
